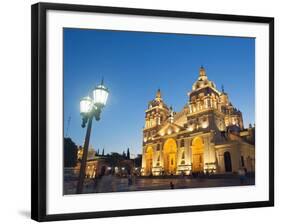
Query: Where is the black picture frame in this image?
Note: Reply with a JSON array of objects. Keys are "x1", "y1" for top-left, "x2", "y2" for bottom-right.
[{"x1": 31, "y1": 2, "x2": 274, "y2": 222}]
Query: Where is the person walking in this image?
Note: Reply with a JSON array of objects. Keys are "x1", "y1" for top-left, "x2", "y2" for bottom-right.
[{"x1": 238, "y1": 168, "x2": 246, "y2": 184}]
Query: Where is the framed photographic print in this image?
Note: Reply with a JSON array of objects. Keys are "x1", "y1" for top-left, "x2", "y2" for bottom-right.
[{"x1": 31, "y1": 2, "x2": 274, "y2": 222}]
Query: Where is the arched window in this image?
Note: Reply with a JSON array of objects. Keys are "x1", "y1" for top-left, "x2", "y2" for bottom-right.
[
  {"x1": 180, "y1": 139, "x2": 185, "y2": 147},
  {"x1": 181, "y1": 151, "x2": 185, "y2": 159},
  {"x1": 156, "y1": 155, "x2": 160, "y2": 166},
  {"x1": 157, "y1": 144, "x2": 160, "y2": 151},
  {"x1": 241, "y1": 156, "x2": 245, "y2": 167}
]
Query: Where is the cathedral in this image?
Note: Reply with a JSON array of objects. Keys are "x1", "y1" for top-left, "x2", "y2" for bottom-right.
[{"x1": 141, "y1": 66, "x2": 255, "y2": 176}]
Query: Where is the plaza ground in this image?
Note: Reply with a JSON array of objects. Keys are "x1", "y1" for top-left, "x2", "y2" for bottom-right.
[{"x1": 64, "y1": 174, "x2": 255, "y2": 194}]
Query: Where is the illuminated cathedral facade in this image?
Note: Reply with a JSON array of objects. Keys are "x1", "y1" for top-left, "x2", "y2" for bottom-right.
[{"x1": 141, "y1": 66, "x2": 255, "y2": 176}]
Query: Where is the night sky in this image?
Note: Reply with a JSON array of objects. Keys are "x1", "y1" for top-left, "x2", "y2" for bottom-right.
[{"x1": 63, "y1": 28, "x2": 255, "y2": 156}]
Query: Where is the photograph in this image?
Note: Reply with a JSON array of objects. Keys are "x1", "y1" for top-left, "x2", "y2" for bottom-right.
[
  {"x1": 63, "y1": 28, "x2": 256, "y2": 195},
  {"x1": 0, "y1": 0, "x2": 277, "y2": 223}
]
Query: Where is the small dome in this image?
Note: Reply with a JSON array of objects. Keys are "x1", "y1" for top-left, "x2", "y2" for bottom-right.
[
  {"x1": 148, "y1": 89, "x2": 169, "y2": 110},
  {"x1": 227, "y1": 124, "x2": 241, "y2": 133},
  {"x1": 192, "y1": 79, "x2": 216, "y2": 90},
  {"x1": 191, "y1": 66, "x2": 216, "y2": 90}
]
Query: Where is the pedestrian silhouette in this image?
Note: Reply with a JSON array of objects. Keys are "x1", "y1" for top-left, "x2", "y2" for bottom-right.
[
  {"x1": 128, "y1": 174, "x2": 133, "y2": 186},
  {"x1": 170, "y1": 181, "x2": 174, "y2": 189}
]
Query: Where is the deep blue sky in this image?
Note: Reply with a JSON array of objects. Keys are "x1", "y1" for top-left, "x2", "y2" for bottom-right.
[{"x1": 64, "y1": 28, "x2": 255, "y2": 156}]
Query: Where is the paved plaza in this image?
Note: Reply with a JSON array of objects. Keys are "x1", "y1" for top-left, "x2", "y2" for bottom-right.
[{"x1": 64, "y1": 175, "x2": 255, "y2": 194}]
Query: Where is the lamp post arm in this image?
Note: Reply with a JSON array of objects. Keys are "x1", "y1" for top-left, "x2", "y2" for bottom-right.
[{"x1": 76, "y1": 115, "x2": 93, "y2": 194}]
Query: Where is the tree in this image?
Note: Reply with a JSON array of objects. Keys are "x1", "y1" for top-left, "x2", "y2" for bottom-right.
[
  {"x1": 134, "y1": 154, "x2": 142, "y2": 167},
  {"x1": 126, "y1": 148, "x2": 130, "y2": 160},
  {"x1": 64, "y1": 137, "x2": 77, "y2": 167},
  {"x1": 108, "y1": 152, "x2": 123, "y2": 167},
  {"x1": 122, "y1": 151, "x2": 126, "y2": 158},
  {"x1": 96, "y1": 149, "x2": 100, "y2": 156},
  {"x1": 102, "y1": 148, "x2": 104, "y2": 156}
]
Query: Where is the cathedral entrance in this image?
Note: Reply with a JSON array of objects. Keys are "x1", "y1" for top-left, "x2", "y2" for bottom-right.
[
  {"x1": 192, "y1": 137, "x2": 204, "y2": 172},
  {"x1": 163, "y1": 138, "x2": 177, "y2": 175},
  {"x1": 145, "y1": 146, "x2": 153, "y2": 175},
  {"x1": 224, "y1": 151, "x2": 232, "y2": 172}
]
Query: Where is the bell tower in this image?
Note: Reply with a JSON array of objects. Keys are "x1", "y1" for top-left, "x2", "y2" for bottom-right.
[{"x1": 143, "y1": 89, "x2": 169, "y2": 144}]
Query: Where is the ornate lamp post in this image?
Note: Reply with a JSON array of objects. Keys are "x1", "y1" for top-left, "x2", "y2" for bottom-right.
[{"x1": 76, "y1": 79, "x2": 109, "y2": 194}]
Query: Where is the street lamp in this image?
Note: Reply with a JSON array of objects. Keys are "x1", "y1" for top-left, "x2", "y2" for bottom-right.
[
  {"x1": 76, "y1": 79, "x2": 109, "y2": 194},
  {"x1": 93, "y1": 81, "x2": 109, "y2": 108}
]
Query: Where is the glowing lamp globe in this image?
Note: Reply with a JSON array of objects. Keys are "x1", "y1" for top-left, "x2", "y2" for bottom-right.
[
  {"x1": 92, "y1": 81, "x2": 109, "y2": 107},
  {"x1": 80, "y1": 96, "x2": 92, "y2": 115}
]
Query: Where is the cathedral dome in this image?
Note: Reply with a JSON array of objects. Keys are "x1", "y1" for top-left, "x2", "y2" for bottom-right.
[{"x1": 192, "y1": 66, "x2": 216, "y2": 91}]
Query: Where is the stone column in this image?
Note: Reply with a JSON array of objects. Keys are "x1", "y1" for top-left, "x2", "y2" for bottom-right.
[
  {"x1": 141, "y1": 146, "x2": 146, "y2": 175},
  {"x1": 152, "y1": 145, "x2": 156, "y2": 168},
  {"x1": 185, "y1": 138, "x2": 192, "y2": 165},
  {"x1": 176, "y1": 139, "x2": 181, "y2": 167},
  {"x1": 203, "y1": 135, "x2": 216, "y2": 172}
]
